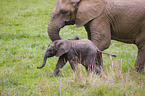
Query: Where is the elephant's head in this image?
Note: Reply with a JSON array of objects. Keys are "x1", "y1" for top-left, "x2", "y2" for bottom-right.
[
  {"x1": 37, "y1": 40, "x2": 71, "y2": 68},
  {"x1": 48, "y1": 0, "x2": 106, "y2": 41}
]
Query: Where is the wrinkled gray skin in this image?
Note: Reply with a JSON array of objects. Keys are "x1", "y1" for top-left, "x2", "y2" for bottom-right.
[
  {"x1": 37, "y1": 39, "x2": 116, "y2": 76},
  {"x1": 47, "y1": 0, "x2": 145, "y2": 73}
]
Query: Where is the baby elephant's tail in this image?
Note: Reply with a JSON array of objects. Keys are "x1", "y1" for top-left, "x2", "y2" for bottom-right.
[{"x1": 97, "y1": 49, "x2": 117, "y2": 57}]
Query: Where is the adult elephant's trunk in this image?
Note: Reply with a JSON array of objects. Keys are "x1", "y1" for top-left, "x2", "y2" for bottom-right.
[
  {"x1": 48, "y1": 23, "x2": 61, "y2": 41},
  {"x1": 47, "y1": 15, "x2": 64, "y2": 41},
  {"x1": 37, "y1": 53, "x2": 48, "y2": 69}
]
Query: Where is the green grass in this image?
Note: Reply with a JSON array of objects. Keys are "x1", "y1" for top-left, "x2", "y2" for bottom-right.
[{"x1": 0, "y1": 0, "x2": 145, "y2": 95}]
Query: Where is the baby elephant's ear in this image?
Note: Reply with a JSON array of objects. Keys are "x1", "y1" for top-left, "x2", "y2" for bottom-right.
[{"x1": 55, "y1": 40, "x2": 72, "y2": 57}]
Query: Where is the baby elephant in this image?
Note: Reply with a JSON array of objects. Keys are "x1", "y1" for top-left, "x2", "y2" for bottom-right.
[{"x1": 37, "y1": 39, "x2": 116, "y2": 76}]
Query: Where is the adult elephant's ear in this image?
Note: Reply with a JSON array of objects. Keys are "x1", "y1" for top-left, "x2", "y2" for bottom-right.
[{"x1": 76, "y1": 0, "x2": 106, "y2": 27}]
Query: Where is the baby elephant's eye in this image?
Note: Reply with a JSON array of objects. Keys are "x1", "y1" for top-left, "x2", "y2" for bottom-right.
[{"x1": 49, "y1": 49, "x2": 52, "y2": 52}]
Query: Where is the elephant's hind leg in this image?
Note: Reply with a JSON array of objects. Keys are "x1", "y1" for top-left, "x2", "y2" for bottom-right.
[
  {"x1": 85, "y1": 56, "x2": 101, "y2": 74},
  {"x1": 96, "y1": 52, "x2": 103, "y2": 70},
  {"x1": 135, "y1": 45, "x2": 145, "y2": 73},
  {"x1": 135, "y1": 26, "x2": 145, "y2": 73}
]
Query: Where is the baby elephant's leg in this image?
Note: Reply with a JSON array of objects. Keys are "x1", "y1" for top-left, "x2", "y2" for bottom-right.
[
  {"x1": 95, "y1": 52, "x2": 103, "y2": 70},
  {"x1": 51, "y1": 56, "x2": 67, "y2": 76},
  {"x1": 85, "y1": 56, "x2": 101, "y2": 74},
  {"x1": 68, "y1": 56, "x2": 78, "y2": 72},
  {"x1": 69, "y1": 60, "x2": 78, "y2": 72}
]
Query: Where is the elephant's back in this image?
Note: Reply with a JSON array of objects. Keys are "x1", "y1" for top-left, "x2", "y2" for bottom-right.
[{"x1": 70, "y1": 39, "x2": 97, "y2": 53}]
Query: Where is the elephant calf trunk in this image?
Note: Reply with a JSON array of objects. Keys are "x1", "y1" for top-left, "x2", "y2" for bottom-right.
[{"x1": 37, "y1": 54, "x2": 47, "y2": 69}]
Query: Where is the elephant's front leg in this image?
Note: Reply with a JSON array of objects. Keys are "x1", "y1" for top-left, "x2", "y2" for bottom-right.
[
  {"x1": 135, "y1": 45, "x2": 145, "y2": 73},
  {"x1": 51, "y1": 56, "x2": 67, "y2": 76},
  {"x1": 84, "y1": 17, "x2": 111, "y2": 70}
]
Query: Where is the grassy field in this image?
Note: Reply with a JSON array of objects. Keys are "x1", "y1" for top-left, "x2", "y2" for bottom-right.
[{"x1": 0, "y1": 0, "x2": 145, "y2": 95}]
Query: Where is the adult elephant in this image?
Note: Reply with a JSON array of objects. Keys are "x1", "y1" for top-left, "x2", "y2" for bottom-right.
[{"x1": 47, "y1": 0, "x2": 145, "y2": 73}]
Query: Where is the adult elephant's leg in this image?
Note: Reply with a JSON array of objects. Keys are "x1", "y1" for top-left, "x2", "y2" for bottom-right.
[
  {"x1": 84, "y1": 25, "x2": 91, "y2": 40},
  {"x1": 135, "y1": 28, "x2": 145, "y2": 73},
  {"x1": 85, "y1": 24, "x2": 103, "y2": 68},
  {"x1": 135, "y1": 44, "x2": 145, "y2": 73},
  {"x1": 88, "y1": 19, "x2": 111, "y2": 50},
  {"x1": 84, "y1": 17, "x2": 111, "y2": 71}
]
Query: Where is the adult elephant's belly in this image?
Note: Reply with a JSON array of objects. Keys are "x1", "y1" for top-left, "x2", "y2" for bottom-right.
[
  {"x1": 111, "y1": 36, "x2": 135, "y2": 44},
  {"x1": 111, "y1": 30, "x2": 139, "y2": 44}
]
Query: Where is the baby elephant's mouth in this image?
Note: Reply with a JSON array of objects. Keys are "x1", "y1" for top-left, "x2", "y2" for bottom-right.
[{"x1": 47, "y1": 54, "x2": 55, "y2": 57}]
